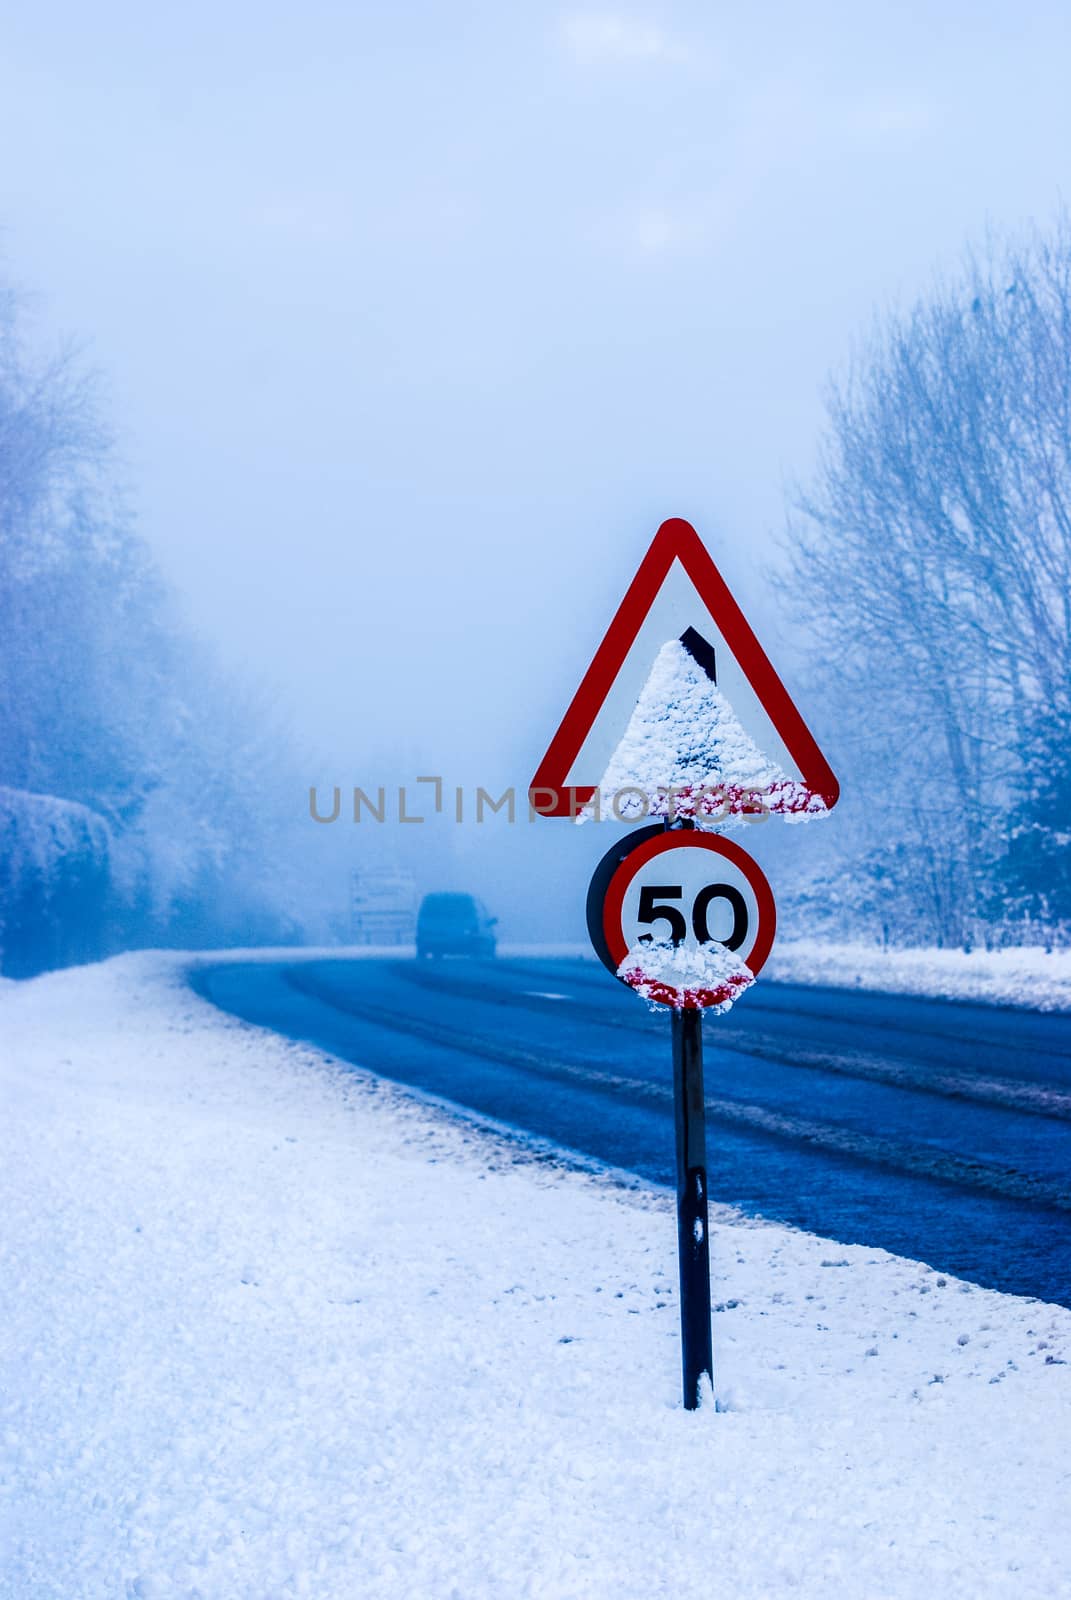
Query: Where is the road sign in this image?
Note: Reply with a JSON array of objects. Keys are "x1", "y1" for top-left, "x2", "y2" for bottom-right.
[
  {"x1": 537, "y1": 517, "x2": 836, "y2": 1412},
  {"x1": 587, "y1": 824, "x2": 775, "y2": 1008},
  {"x1": 530, "y1": 517, "x2": 838, "y2": 820},
  {"x1": 585, "y1": 820, "x2": 778, "y2": 1408}
]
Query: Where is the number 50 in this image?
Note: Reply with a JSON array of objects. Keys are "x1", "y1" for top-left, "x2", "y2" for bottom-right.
[{"x1": 636, "y1": 884, "x2": 749, "y2": 950}]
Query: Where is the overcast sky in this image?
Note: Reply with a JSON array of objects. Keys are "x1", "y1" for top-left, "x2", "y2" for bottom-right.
[{"x1": 3, "y1": 1, "x2": 1070, "y2": 923}]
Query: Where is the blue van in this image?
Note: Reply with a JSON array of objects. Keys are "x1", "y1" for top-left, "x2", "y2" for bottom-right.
[{"x1": 416, "y1": 893, "x2": 497, "y2": 959}]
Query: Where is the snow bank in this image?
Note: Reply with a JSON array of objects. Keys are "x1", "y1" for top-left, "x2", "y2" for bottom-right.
[
  {"x1": 582, "y1": 638, "x2": 827, "y2": 825},
  {"x1": 0, "y1": 784, "x2": 112, "y2": 878},
  {"x1": 770, "y1": 939, "x2": 1071, "y2": 1012},
  {"x1": 2, "y1": 954, "x2": 1069, "y2": 1599}
]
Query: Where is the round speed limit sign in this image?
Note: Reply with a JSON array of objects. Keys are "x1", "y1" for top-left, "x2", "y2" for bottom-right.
[{"x1": 586, "y1": 824, "x2": 776, "y2": 1008}]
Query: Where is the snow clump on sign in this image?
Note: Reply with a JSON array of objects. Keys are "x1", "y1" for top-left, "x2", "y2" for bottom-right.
[
  {"x1": 617, "y1": 936, "x2": 755, "y2": 1011},
  {"x1": 581, "y1": 638, "x2": 827, "y2": 826}
]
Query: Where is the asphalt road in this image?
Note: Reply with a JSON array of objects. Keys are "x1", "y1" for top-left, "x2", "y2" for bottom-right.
[{"x1": 191, "y1": 955, "x2": 1071, "y2": 1305}]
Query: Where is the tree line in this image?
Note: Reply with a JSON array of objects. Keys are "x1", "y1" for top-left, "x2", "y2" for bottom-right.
[
  {"x1": 0, "y1": 277, "x2": 317, "y2": 975},
  {"x1": 4, "y1": 213, "x2": 1070, "y2": 972},
  {"x1": 782, "y1": 216, "x2": 1071, "y2": 950}
]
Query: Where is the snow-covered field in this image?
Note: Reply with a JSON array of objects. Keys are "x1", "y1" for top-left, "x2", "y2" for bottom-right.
[
  {"x1": 767, "y1": 940, "x2": 1071, "y2": 1012},
  {"x1": 2, "y1": 954, "x2": 1069, "y2": 1599}
]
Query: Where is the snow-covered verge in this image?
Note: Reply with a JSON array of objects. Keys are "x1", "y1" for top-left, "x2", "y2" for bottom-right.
[
  {"x1": 2, "y1": 956, "x2": 1069, "y2": 1600},
  {"x1": 769, "y1": 939, "x2": 1071, "y2": 1012}
]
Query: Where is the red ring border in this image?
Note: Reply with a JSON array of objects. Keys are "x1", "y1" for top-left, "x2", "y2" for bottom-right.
[{"x1": 601, "y1": 831, "x2": 776, "y2": 977}]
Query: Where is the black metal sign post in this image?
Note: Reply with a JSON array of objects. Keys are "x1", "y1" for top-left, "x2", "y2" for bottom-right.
[
  {"x1": 666, "y1": 808, "x2": 714, "y2": 1412},
  {"x1": 538, "y1": 526, "x2": 836, "y2": 1410},
  {"x1": 671, "y1": 1006, "x2": 713, "y2": 1409},
  {"x1": 587, "y1": 823, "x2": 723, "y2": 1411}
]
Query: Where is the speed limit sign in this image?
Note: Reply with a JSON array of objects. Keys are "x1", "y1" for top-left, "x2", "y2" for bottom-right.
[
  {"x1": 532, "y1": 518, "x2": 833, "y2": 1410},
  {"x1": 587, "y1": 823, "x2": 776, "y2": 1007}
]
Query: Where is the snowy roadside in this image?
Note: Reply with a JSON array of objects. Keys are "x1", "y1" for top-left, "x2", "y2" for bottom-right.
[
  {"x1": 1, "y1": 955, "x2": 1069, "y2": 1600},
  {"x1": 767, "y1": 939, "x2": 1071, "y2": 1013},
  {"x1": 515, "y1": 939, "x2": 1071, "y2": 1013}
]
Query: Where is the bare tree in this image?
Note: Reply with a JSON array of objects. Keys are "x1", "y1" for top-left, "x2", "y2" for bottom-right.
[{"x1": 783, "y1": 216, "x2": 1071, "y2": 947}]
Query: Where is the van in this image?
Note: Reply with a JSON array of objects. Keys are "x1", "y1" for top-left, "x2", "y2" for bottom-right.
[{"x1": 416, "y1": 893, "x2": 497, "y2": 959}]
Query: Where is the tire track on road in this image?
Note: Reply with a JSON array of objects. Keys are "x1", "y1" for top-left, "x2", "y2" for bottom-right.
[
  {"x1": 387, "y1": 962, "x2": 1071, "y2": 1122},
  {"x1": 283, "y1": 965, "x2": 1071, "y2": 1214}
]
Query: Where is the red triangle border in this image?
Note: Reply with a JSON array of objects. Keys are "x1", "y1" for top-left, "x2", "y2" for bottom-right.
[{"x1": 529, "y1": 517, "x2": 839, "y2": 818}]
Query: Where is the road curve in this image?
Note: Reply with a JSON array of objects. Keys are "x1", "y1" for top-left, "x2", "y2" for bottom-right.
[{"x1": 190, "y1": 955, "x2": 1071, "y2": 1305}]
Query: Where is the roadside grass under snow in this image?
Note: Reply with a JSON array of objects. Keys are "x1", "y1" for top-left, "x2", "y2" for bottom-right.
[
  {"x1": 1, "y1": 952, "x2": 1069, "y2": 1599},
  {"x1": 502, "y1": 941, "x2": 1071, "y2": 1012},
  {"x1": 766, "y1": 940, "x2": 1071, "y2": 1012}
]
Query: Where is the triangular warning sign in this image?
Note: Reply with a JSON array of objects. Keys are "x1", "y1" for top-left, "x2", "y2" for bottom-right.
[{"x1": 529, "y1": 518, "x2": 839, "y2": 819}]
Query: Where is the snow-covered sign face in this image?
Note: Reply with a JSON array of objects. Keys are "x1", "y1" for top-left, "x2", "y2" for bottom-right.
[
  {"x1": 582, "y1": 635, "x2": 823, "y2": 827},
  {"x1": 530, "y1": 519, "x2": 838, "y2": 823},
  {"x1": 587, "y1": 826, "x2": 776, "y2": 1011}
]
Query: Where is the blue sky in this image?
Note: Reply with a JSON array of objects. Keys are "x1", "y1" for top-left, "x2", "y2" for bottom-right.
[{"x1": 2, "y1": 0, "x2": 1070, "y2": 798}]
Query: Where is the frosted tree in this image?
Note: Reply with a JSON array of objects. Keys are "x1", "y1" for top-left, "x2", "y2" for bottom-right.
[
  {"x1": 783, "y1": 217, "x2": 1071, "y2": 947},
  {"x1": 0, "y1": 271, "x2": 314, "y2": 970}
]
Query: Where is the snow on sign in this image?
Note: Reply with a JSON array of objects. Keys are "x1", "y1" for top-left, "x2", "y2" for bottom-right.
[
  {"x1": 529, "y1": 517, "x2": 838, "y2": 823},
  {"x1": 531, "y1": 517, "x2": 839, "y2": 1408},
  {"x1": 587, "y1": 824, "x2": 775, "y2": 1011}
]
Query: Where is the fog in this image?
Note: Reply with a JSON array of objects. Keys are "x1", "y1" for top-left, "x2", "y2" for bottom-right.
[{"x1": 3, "y1": 1, "x2": 1070, "y2": 944}]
